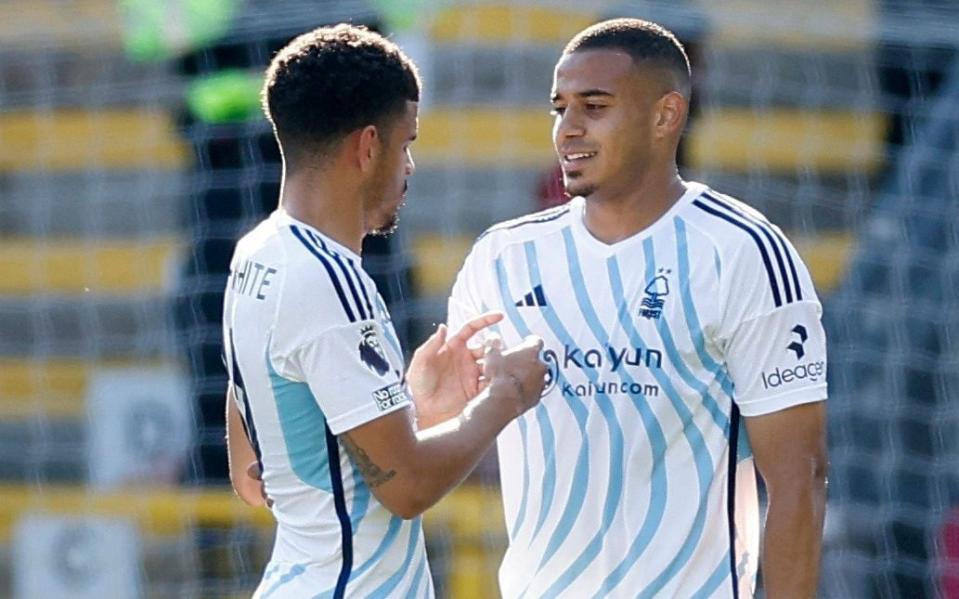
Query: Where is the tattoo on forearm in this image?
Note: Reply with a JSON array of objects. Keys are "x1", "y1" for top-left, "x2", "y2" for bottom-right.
[{"x1": 342, "y1": 434, "x2": 397, "y2": 488}]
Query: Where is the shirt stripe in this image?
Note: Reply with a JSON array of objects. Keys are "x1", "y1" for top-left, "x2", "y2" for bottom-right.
[
  {"x1": 606, "y1": 255, "x2": 715, "y2": 598},
  {"x1": 674, "y1": 218, "x2": 736, "y2": 400},
  {"x1": 726, "y1": 405, "x2": 742, "y2": 599},
  {"x1": 692, "y1": 200, "x2": 783, "y2": 307},
  {"x1": 229, "y1": 328, "x2": 263, "y2": 469},
  {"x1": 493, "y1": 258, "x2": 559, "y2": 548},
  {"x1": 350, "y1": 516, "x2": 403, "y2": 581},
  {"x1": 703, "y1": 192, "x2": 796, "y2": 304},
  {"x1": 325, "y1": 426, "x2": 353, "y2": 599},
  {"x1": 520, "y1": 241, "x2": 593, "y2": 571},
  {"x1": 290, "y1": 225, "x2": 357, "y2": 321},
  {"x1": 347, "y1": 258, "x2": 376, "y2": 317},
  {"x1": 643, "y1": 236, "x2": 728, "y2": 432},
  {"x1": 367, "y1": 517, "x2": 422, "y2": 597},
  {"x1": 306, "y1": 229, "x2": 370, "y2": 321},
  {"x1": 262, "y1": 563, "x2": 307, "y2": 598},
  {"x1": 536, "y1": 230, "x2": 648, "y2": 597}
]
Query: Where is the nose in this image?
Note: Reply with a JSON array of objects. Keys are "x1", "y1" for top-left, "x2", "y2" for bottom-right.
[{"x1": 553, "y1": 109, "x2": 585, "y2": 146}]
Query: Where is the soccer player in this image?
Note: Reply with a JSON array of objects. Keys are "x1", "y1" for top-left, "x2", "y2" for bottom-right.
[
  {"x1": 447, "y1": 19, "x2": 828, "y2": 598},
  {"x1": 222, "y1": 25, "x2": 547, "y2": 598}
]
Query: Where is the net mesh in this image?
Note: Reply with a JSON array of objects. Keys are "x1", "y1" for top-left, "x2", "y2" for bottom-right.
[{"x1": 1, "y1": 0, "x2": 957, "y2": 597}]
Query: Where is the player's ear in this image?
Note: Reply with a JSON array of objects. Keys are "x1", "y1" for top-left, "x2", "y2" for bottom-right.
[
  {"x1": 653, "y1": 91, "x2": 687, "y2": 139},
  {"x1": 355, "y1": 124, "x2": 380, "y2": 173}
]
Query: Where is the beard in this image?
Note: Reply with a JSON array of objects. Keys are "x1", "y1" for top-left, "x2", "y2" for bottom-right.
[
  {"x1": 563, "y1": 172, "x2": 597, "y2": 198},
  {"x1": 368, "y1": 210, "x2": 400, "y2": 237},
  {"x1": 365, "y1": 178, "x2": 406, "y2": 237}
]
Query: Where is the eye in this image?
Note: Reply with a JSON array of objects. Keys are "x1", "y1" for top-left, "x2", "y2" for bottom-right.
[
  {"x1": 550, "y1": 106, "x2": 566, "y2": 116},
  {"x1": 585, "y1": 103, "x2": 605, "y2": 112}
]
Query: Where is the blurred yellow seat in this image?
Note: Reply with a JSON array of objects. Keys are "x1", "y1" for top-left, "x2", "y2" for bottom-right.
[
  {"x1": 689, "y1": 109, "x2": 887, "y2": 174},
  {"x1": 0, "y1": 110, "x2": 188, "y2": 171},
  {"x1": 0, "y1": 481, "x2": 501, "y2": 540},
  {"x1": 418, "y1": 108, "x2": 554, "y2": 168},
  {"x1": 0, "y1": 359, "x2": 176, "y2": 419},
  {"x1": 415, "y1": 107, "x2": 885, "y2": 174},
  {"x1": 791, "y1": 231, "x2": 855, "y2": 293},
  {"x1": 0, "y1": 484, "x2": 274, "y2": 541},
  {"x1": 411, "y1": 233, "x2": 475, "y2": 296},
  {"x1": 702, "y1": 0, "x2": 874, "y2": 51},
  {"x1": 430, "y1": 4, "x2": 597, "y2": 45},
  {"x1": 0, "y1": 237, "x2": 180, "y2": 295},
  {"x1": 0, "y1": 0, "x2": 121, "y2": 49}
]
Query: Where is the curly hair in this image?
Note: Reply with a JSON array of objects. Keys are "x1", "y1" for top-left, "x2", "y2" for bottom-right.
[
  {"x1": 262, "y1": 24, "x2": 420, "y2": 164},
  {"x1": 564, "y1": 18, "x2": 690, "y2": 95}
]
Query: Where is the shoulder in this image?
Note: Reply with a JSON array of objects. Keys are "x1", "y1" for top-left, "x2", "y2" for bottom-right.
[
  {"x1": 275, "y1": 222, "x2": 373, "y2": 328},
  {"x1": 681, "y1": 188, "x2": 776, "y2": 256},
  {"x1": 682, "y1": 186, "x2": 811, "y2": 311},
  {"x1": 473, "y1": 202, "x2": 574, "y2": 254}
]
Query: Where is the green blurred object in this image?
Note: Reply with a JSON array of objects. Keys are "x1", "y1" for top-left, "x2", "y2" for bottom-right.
[
  {"x1": 374, "y1": 0, "x2": 442, "y2": 31},
  {"x1": 118, "y1": 0, "x2": 239, "y2": 61},
  {"x1": 186, "y1": 71, "x2": 264, "y2": 124}
]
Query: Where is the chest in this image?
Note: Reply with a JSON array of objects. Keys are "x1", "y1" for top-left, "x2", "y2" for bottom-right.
[{"x1": 488, "y1": 239, "x2": 723, "y2": 372}]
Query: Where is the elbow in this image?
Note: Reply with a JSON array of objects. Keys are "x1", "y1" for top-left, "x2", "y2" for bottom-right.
[
  {"x1": 377, "y1": 474, "x2": 442, "y2": 520},
  {"x1": 230, "y1": 474, "x2": 267, "y2": 508},
  {"x1": 391, "y1": 502, "x2": 428, "y2": 520},
  {"x1": 380, "y1": 495, "x2": 431, "y2": 520}
]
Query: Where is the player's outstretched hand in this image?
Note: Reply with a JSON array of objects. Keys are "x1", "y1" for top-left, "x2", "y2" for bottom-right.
[
  {"x1": 484, "y1": 335, "x2": 547, "y2": 417},
  {"x1": 407, "y1": 312, "x2": 504, "y2": 428}
]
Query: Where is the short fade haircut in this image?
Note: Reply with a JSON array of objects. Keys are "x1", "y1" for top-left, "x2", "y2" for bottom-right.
[
  {"x1": 262, "y1": 24, "x2": 420, "y2": 165},
  {"x1": 564, "y1": 18, "x2": 691, "y2": 95}
]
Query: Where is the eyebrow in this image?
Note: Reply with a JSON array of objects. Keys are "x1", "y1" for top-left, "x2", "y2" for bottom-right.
[{"x1": 550, "y1": 89, "x2": 615, "y2": 103}]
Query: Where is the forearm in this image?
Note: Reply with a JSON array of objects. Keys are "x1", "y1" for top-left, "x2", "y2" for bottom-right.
[
  {"x1": 761, "y1": 475, "x2": 827, "y2": 598},
  {"x1": 408, "y1": 390, "x2": 514, "y2": 504},
  {"x1": 226, "y1": 391, "x2": 266, "y2": 507},
  {"x1": 350, "y1": 387, "x2": 515, "y2": 518}
]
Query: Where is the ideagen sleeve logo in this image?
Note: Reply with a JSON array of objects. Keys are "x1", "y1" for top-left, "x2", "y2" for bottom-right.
[
  {"x1": 787, "y1": 324, "x2": 808, "y2": 359},
  {"x1": 761, "y1": 323, "x2": 825, "y2": 390}
]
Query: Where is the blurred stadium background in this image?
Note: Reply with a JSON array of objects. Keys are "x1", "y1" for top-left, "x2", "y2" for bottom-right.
[{"x1": 0, "y1": 0, "x2": 957, "y2": 596}]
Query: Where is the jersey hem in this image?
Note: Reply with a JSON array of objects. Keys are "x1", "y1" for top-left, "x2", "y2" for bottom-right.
[
  {"x1": 327, "y1": 395, "x2": 411, "y2": 435},
  {"x1": 736, "y1": 384, "x2": 827, "y2": 417}
]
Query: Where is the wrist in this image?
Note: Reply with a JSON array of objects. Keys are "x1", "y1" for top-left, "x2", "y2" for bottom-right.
[
  {"x1": 416, "y1": 405, "x2": 462, "y2": 429},
  {"x1": 487, "y1": 375, "x2": 525, "y2": 419}
]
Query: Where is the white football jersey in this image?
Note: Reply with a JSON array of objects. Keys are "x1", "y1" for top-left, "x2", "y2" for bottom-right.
[
  {"x1": 222, "y1": 210, "x2": 433, "y2": 598},
  {"x1": 448, "y1": 182, "x2": 827, "y2": 598}
]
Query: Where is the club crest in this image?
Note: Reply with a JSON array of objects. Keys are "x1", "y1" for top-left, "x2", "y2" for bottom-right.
[{"x1": 640, "y1": 268, "x2": 671, "y2": 320}]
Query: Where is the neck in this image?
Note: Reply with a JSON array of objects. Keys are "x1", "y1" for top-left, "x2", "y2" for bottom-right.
[
  {"x1": 582, "y1": 165, "x2": 686, "y2": 245},
  {"x1": 279, "y1": 161, "x2": 365, "y2": 254}
]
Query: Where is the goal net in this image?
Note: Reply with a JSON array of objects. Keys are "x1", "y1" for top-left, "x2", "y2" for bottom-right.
[{"x1": 1, "y1": 0, "x2": 957, "y2": 597}]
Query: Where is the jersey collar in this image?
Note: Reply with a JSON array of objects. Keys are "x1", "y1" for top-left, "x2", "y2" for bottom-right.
[{"x1": 568, "y1": 181, "x2": 707, "y2": 257}]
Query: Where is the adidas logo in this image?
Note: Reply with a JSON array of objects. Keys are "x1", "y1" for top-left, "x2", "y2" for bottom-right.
[{"x1": 515, "y1": 284, "x2": 548, "y2": 307}]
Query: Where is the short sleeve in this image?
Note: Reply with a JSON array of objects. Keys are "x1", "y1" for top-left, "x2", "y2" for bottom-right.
[
  {"x1": 282, "y1": 319, "x2": 410, "y2": 434},
  {"x1": 715, "y1": 222, "x2": 828, "y2": 417},
  {"x1": 724, "y1": 301, "x2": 827, "y2": 417}
]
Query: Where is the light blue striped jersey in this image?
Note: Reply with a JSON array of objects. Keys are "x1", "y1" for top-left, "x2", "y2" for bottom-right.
[
  {"x1": 223, "y1": 210, "x2": 433, "y2": 598},
  {"x1": 448, "y1": 182, "x2": 827, "y2": 598}
]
